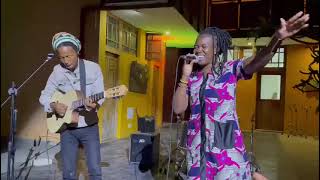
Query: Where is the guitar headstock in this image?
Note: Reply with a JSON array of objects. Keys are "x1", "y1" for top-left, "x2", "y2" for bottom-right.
[{"x1": 104, "y1": 85, "x2": 128, "y2": 99}]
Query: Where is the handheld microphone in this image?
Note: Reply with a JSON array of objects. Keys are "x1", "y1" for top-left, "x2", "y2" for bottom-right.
[{"x1": 182, "y1": 53, "x2": 204, "y2": 63}]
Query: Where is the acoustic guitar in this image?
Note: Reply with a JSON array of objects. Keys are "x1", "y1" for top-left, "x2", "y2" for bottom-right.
[{"x1": 46, "y1": 85, "x2": 128, "y2": 133}]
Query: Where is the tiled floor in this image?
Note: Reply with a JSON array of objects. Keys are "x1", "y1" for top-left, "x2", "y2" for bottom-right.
[{"x1": 1, "y1": 124, "x2": 319, "y2": 180}]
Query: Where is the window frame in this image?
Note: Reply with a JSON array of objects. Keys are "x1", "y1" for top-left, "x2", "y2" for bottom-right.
[{"x1": 106, "y1": 14, "x2": 120, "y2": 49}]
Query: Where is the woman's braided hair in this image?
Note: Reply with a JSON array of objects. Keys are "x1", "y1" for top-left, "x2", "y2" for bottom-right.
[{"x1": 199, "y1": 27, "x2": 232, "y2": 75}]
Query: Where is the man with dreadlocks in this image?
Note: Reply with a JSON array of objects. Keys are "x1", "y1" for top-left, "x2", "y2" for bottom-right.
[
  {"x1": 39, "y1": 32, "x2": 104, "y2": 180},
  {"x1": 173, "y1": 11, "x2": 309, "y2": 179}
]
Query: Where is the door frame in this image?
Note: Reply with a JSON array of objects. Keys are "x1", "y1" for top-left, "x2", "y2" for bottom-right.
[{"x1": 255, "y1": 67, "x2": 287, "y2": 131}]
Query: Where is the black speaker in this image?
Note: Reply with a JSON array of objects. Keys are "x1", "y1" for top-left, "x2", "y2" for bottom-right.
[
  {"x1": 129, "y1": 132, "x2": 160, "y2": 173},
  {"x1": 138, "y1": 116, "x2": 155, "y2": 133}
]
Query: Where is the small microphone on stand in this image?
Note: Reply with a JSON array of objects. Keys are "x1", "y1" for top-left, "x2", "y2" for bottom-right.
[{"x1": 46, "y1": 53, "x2": 55, "y2": 61}]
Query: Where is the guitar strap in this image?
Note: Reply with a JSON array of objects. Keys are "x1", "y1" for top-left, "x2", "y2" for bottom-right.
[
  {"x1": 58, "y1": 59, "x2": 97, "y2": 133},
  {"x1": 67, "y1": 59, "x2": 86, "y2": 127},
  {"x1": 79, "y1": 59, "x2": 86, "y2": 97},
  {"x1": 78, "y1": 59, "x2": 99, "y2": 127}
]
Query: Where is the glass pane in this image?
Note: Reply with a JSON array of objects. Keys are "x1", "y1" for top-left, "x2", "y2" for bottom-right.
[
  {"x1": 265, "y1": 48, "x2": 285, "y2": 68},
  {"x1": 265, "y1": 64, "x2": 272, "y2": 68},
  {"x1": 127, "y1": 34, "x2": 130, "y2": 45},
  {"x1": 279, "y1": 53, "x2": 284, "y2": 63},
  {"x1": 227, "y1": 49, "x2": 234, "y2": 61},
  {"x1": 132, "y1": 32, "x2": 137, "y2": 47},
  {"x1": 234, "y1": 48, "x2": 240, "y2": 59},
  {"x1": 107, "y1": 15, "x2": 120, "y2": 49},
  {"x1": 131, "y1": 37, "x2": 136, "y2": 50},
  {"x1": 107, "y1": 24, "x2": 112, "y2": 38},
  {"x1": 114, "y1": 26, "x2": 117, "y2": 39},
  {"x1": 271, "y1": 54, "x2": 279, "y2": 62},
  {"x1": 265, "y1": 63, "x2": 277, "y2": 68},
  {"x1": 279, "y1": 47, "x2": 284, "y2": 52},
  {"x1": 260, "y1": 75, "x2": 281, "y2": 100},
  {"x1": 243, "y1": 49, "x2": 253, "y2": 58}
]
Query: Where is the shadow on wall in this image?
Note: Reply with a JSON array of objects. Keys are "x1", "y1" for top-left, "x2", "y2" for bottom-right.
[
  {"x1": 305, "y1": 92, "x2": 319, "y2": 113},
  {"x1": 1, "y1": 0, "x2": 100, "y2": 141}
]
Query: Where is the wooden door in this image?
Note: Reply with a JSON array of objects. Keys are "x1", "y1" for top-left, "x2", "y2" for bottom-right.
[
  {"x1": 102, "y1": 52, "x2": 119, "y2": 141},
  {"x1": 256, "y1": 71, "x2": 286, "y2": 131}
]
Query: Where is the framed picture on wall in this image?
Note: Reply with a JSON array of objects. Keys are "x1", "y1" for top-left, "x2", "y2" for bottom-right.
[{"x1": 129, "y1": 61, "x2": 149, "y2": 94}]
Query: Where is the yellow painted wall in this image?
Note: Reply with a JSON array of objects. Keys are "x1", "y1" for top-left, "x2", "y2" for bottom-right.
[
  {"x1": 236, "y1": 74, "x2": 257, "y2": 131},
  {"x1": 97, "y1": 11, "x2": 107, "y2": 141},
  {"x1": 284, "y1": 45, "x2": 319, "y2": 136},
  {"x1": 236, "y1": 48, "x2": 257, "y2": 131},
  {"x1": 236, "y1": 45, "x2": 319, "y2": 134},
  {"x1": 98, "y1": 11, "x2": 165, "y2": 139}
]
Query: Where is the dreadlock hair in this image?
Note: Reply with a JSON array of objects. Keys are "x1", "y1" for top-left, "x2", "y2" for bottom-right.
[{"x1": 199, "y1": 27, "x2": 232, "y2": 76}]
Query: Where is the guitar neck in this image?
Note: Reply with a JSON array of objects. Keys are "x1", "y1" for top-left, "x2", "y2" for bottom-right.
[
  {"x1": 70, "y1": 85, "x2": 128, "y2": 109},
  {"x1": 72, "y1": 92, "x2": 104, "y2": 109}
]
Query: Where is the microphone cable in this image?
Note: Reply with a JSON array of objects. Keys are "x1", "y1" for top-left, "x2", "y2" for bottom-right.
[{"x1": 166, "y1": 55, "x2": 185, "y2": 180}]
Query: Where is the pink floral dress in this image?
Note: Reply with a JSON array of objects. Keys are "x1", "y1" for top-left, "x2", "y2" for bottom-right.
[{"x1": 186, "y1": 59, "x2": 252, "y2": 180}]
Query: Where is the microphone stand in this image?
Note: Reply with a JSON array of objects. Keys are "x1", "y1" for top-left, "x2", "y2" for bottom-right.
[
  {"x1": 249, "y1": 114, "x2": 261, "y2": 175},
  {"x1": 16, "y1": 140, "x2": 60, "y2": 180},
  {"x1": 16, "y1": 140, "x2": 36, "y2": 180},
  {"x1": 18, "y1": 141, "x2": 60, "y2": 168},
  {"x1": 2, "y1": 53, "x2": 54, "y2": 180}
]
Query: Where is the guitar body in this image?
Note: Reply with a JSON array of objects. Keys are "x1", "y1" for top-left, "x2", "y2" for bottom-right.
[
  {"x1": 46, "y1": 85, "x2": 128, "y2": 133},
  {"x1": 47, "y1": 90, "x2": 82, "y2": 133}
]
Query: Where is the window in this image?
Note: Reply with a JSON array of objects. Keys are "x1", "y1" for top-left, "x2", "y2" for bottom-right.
[
  {"x1": 106, "y1": 14, "x2": 139, "y2": 55},
  {"x1": 121, "y1": 23, "x2": 137, "y2": 55},
  {"x1": 232, "y1": 47, "x2": 254, "y2": 59},
  {"x1": 146, "y1": 34, "x2": 161, "y2": 61},
  {"x1": 220, "y1": 47, "x2": 240, "y2": 61},
  {"x1": 243, "y1": 48, "x2": 253, "y2": 58},
  {"x1": 235, "y1": 47, "x2": 285, "y2": 68},
  {"x1": 227, "y1": 49, "x2": 234, "y2": 60},
  {"x1": 265, "y1": 47, "x2": 285, "y2": 68},
  {"x1": 107, "y1": 15, "x2": 119, "y2": 49},
  {"x1": 260, "y1": 75, "x2": 281, "y2": 100},
  {"x1": 233, "y1": 47, "x2": 240, "y2": 60}
]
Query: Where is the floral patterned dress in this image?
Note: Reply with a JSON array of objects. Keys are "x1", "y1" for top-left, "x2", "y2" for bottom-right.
[{"x1": 186, "y1": 59, "x2": 252, "y2": 180}]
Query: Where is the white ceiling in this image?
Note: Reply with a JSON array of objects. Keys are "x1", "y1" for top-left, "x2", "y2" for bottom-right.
[
  {"x1": 110, "y1": 7, "x2": 318, "y2": 48},
  {"x1": 110, "y1": 7, "x2": 198, "y2": 48}
]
